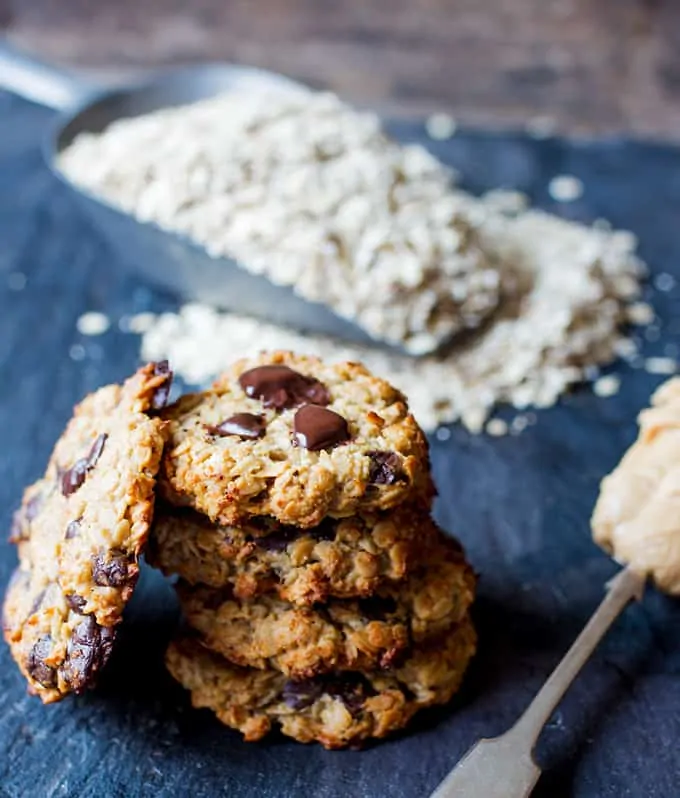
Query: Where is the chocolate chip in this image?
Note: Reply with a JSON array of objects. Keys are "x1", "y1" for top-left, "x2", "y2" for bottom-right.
[
  {"x1": 151, "y1": 360, "x2": 173, "y2": 410},
  {"x1": 10, "y1": 492, "x2": 44, "y2": 543},
  {"x1": 282, "y1": 674, "x2": 375, "y2": 715},
  {"x1": 357, "y1": 596, "x2": 398, "y2": 621},
  {"x1": 27, "y1": 636, "x2": 57, "y2": 688},
  {"x1": 239, "y1": 365, "x2": 330, "y2": 410},
  {"x1": 92, "y1": 550, "x2": 135, "y2": 588},
  {"x1": 367, "y1": 451, "x2": 404, "y2": 485},
  {"x1": 209, "y1": 413, "x2": 266, "y2": 440},
  {"x1": 326, "y1": 674, "x2": 375, "y2": 715},
  {"x1": 293, "y1": 405, "x2": 350, "y2": 451},
  {"x1": 60, "y1": 434, "x2": 108, "y2": 497},
  {"x1": 65, "y1": 518, "x2": 81, "y2": 540},
  {"x1": 61, "y1": 615, "x2": 116, "y2": 693},
  {"x1": 65, "y1": 594, "x2": 87, "y2": 614},
  {"x1": 282, "y1": 678, "x2": 325, "y2": 710},
  {"x1": 253, "y1": 526, "x2": 300, "y2": 553}
]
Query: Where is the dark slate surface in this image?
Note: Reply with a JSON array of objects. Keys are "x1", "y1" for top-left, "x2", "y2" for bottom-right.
[{"x1": 1, "y1": 91, "x2": 680, "y2": 798}]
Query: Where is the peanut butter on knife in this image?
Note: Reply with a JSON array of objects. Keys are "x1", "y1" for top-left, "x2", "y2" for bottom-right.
[{"x1": 592, "y1": 377, "x2": 680, "y2": 595}]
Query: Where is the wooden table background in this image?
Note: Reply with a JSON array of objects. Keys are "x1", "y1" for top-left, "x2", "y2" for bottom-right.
[{"x1": 2, "y1": 0, "x2": 680, "y2": 140}]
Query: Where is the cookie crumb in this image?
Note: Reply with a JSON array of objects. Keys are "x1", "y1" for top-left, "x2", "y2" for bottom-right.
[
  {"x1": 627, "y1": 302, "x2": 655, "y2": 326},
  {"x1": 548, "y1": 175, "x2": 583, "y2": 203},
  {"x1": 77, "y1": 312, "x2": 110, "y2": 336},
  {"x1": 645, "y1": 357, "x2": 677, "y2": 376},
  {"x1": 486, "y1": 418, "x2": 508, "y2": 437},
  {"x1": 426, "y1": 112, "x2": 457, "y2": 140},
  {"x1": 593, "y1": 375, "x2": 621, "y2": 398}
]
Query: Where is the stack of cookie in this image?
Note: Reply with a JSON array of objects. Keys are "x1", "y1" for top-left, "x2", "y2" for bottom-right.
[{"x1": 149, "y1": 352, "x2": 477, "y2": 748}]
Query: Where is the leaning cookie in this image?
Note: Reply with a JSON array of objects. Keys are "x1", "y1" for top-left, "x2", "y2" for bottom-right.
[
  {"x1": 159, "y1": 351, "x2": 433, "y2": 528},
  {"x1": 165, "y1": 616, "x2": 476, "y2": 749},
  {"x1": 147, "y1": 504, "x2": 437, "y2": 605},
  {"x1": 177, "y1": 534, "x2": 475, "y2": 678},
  {"x1": 3, "y1": 362, "x2": 172, "y2": 702}
]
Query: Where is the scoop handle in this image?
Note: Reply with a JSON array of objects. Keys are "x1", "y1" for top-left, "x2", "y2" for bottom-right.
[{"x1": 0, "y1": 38, "x2": 97, "y2": 111}]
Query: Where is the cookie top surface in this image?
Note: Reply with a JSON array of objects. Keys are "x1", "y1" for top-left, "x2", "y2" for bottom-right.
[
  {"x1": 148, "y1": 504, "x2": 434, "y2": 605},
  {"x1": 159, "y1": 351, "x2": 433, "y2": 527},
  {"x1": 3, "y1": 362, "x2": 172, "y2": 702},
  {"x1": 165, "y1": 616, "x2": 476, "y2": 749},
  {"x1": 177, "y1": 532, "x2": 475, "y2": 678}
]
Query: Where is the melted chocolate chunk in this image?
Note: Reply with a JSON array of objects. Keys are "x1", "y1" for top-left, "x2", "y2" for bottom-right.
[
  {"x1": 282, "y1": 678, "x2": 325, "y2": 710},
  {"x1": 61, "y1": 615, "x2": 116, "y2": 693},
  {"x1": 239, "y1": 365, "x2": 330, "y2": 410},
  {"x1": 151, "y1": 360, "x2": 173, "y2": 410},
  {"x1": 60, "y1": 434, "x2": 108, "y2": 497},
  {"x1": 283, "y1": 674, "x2": 374, "y2": 715},
  {"x1": 293, "y1": 405, "x2": 350, "y2": 451},
  {"x1": 209, "y1": 413, "x2": 266, "y2": 440},
  {"x1": 367, "y1": 451, "x2": 404, "y2": 485},
  {"x1": 253, "y1": 526, "x2": 301, "y2": 553},
  {"x1": 357, "y1": 596, "x2": 398, "y2": 621},
  {"x1": 27, "y1": 636, "x2": 57, "y2": 688},
  {"x1": 65, "y1": 518, "x2": 82, "y2": 540},
  {"x1": 65, "y1": 594, "x2": 87, "y2": 614},
  {"x1": 92, "y1": 551, "x2": 135, "y2": 588}
]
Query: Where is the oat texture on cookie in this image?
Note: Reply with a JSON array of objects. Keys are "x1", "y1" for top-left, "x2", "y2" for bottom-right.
[
  {"x1": 147, "y1": 504, "x2": 436, "y2": 605},
  {"x1": 175, "y1": 533, "x2": 475, "y2": 678},
  {"x1": 3, "y1": 362, "x2": 172, "y2": 702}
]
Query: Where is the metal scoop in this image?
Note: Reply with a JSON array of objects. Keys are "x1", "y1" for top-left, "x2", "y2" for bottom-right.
[{"x1": 0, "y1": 39, "x2": 393, "y2": 347}]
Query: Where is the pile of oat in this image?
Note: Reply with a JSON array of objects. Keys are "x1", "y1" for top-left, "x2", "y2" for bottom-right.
[
  {"x1": 135, "y1": 191, "x2": 646, "y2": 433},
  {"x1": 59, "y1": 90, "x2": 500, "y2": 355}
]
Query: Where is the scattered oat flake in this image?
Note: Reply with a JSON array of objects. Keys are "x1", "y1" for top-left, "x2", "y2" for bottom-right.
[
  {"x1": 486, "y1": 418, "x2": 509, "y2": 437},
  {"x1": 613, "y1": 338, "x2": 638, "y2": 360},
  {"x1": 645, "y1": 357, "x2": 677, "y2": 376},
  {"x1": 526, "y1": 115, "x2": 558, "y2": 139},
  {"x1": 593, "y1": 375, "x2": 621, "y2": 398},
  {"x1": 627, "y1": 302, "x2": 655, "y2": 326},
  {"x1": 548, "y1": 175, "x2": 583, "y2": 203},
  {"x1": 77, "y1": 311, "x2": 110, "y2": 336},
  {"x1": 654, "y1": 273, "x2": 675, "y2": 292},
  {"x1": 125, "y1": 312, "x2": 157, "y2": 334},
  {"x1": 7, "y1": 272, "x2": 26, "y2": 291},
  {"x1": 426, "y1": 112, "x2": 457, "y2": 140},
  {"x1": 69, "y1": 344, "x2": 86, "y2": 361}
]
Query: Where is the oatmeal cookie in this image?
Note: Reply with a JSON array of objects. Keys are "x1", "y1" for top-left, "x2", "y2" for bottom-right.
[
  {"x1": 159, "y1": 351, "x2": 433, "y2": 528},
  {"x1": 147, "y1": 504, "x2": 437, "y2": 605},
  {"x1": 177, "y1": 534, "x2": 475, "y2": 678},
  {"x1": 3, "y1": 362, "x2": 172, "y2": 702},
  {"x1": 165, "y1": 615, "x2": 476, "y2": 749}
]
